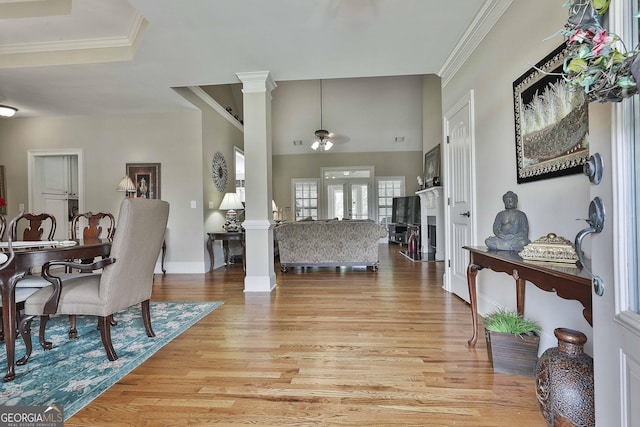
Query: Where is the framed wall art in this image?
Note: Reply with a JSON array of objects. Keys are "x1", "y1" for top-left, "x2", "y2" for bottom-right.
[
  {"x1": 423, "y1": 144, "x2": 441, "y2": 188},
  {"x1": 0, "y1": 165, "x2": 6, "y2": 215},
  {"x1": 513, "y1": 43, "x2": 589, "y2": 183},
  {"x1": 126, "y1": 163, "x2": 161, "y2": 199}
]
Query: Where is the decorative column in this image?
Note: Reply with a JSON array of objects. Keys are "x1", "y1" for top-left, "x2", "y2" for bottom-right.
[{"x1": 236, "y1": 71, "x2": 277, "y2": 292}]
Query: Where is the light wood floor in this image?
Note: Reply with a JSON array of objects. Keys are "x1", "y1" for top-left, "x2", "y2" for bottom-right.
[{"x1": 67, "y1": 244, "x2": 546, "y2": 426}]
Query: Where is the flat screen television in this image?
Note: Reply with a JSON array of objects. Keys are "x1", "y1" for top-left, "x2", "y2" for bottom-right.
[{"x1": 391, "y1": 195, "x2": 420, "y2": 224}]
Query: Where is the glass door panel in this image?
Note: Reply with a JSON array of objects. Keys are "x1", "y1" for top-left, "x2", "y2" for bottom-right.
[
  {"x1": 327, "y1": 182, "x2": 345, "y2": 219},
  {"x1": 350, "y1": 181, "x2": 368, "y2": 219},
  {"x1": 325, "y1": 180, "x2": 369, "y2": 220}
]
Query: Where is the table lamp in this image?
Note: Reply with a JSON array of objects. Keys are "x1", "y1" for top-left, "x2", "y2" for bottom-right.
[
  {"x1": 117, "y1": 176, "x2": 136, "y2": 198},
  {"x1": 219, "y1": 193, "x2": 244, "y2": 232}
]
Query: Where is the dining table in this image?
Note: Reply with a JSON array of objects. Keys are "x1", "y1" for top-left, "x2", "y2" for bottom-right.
[{"x1": 0, "y1": 238, "x2": 112, "y2": 382}]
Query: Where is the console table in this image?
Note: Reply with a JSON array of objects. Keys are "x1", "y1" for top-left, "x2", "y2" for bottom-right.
[
  {"x1": 464, "y1": 246, "x2": 592, "y2": 348},
  {"x1": 207, "y1": 232, "x2": 245, "y2": 272}
]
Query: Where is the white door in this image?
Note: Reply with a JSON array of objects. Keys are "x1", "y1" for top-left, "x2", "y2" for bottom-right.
[
  {"x1": 326, "y1": 179, "x2": 370, "y2": 220},
  {"x1": 28, "y1": 149, "x2": 84, "y2": 240},
  {"x1": 443, "y1": 91, "x2": 475, "y2": 302},
  {"x1": 42, "y1": 194, "x2": 68, "y2": 240},
  {"x1": 590, "y1": 5, "x2": 640, "y2": 425}
]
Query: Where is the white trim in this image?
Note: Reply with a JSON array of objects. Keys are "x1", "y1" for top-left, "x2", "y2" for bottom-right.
[
  {"x1": 27, "y1": 148, "x2": 84, "y2": 214},
  {"x1": 236, "y1": 71, "x2": 277, "y2": 93},
  {"x1": 0, "y1": 12, "x2": 148, "y2": 68},
  {"x1": 609, "y1": 0, "x2": 639, "y2": 325},
  {"x1": 442, "y1": 90, "x2": 477, "y2": 293},
  {"x1": 158, "y1": 261, "x2": 207, "y2": 274},
  {"x1": 439, "y1": 0, "x2": 513, "y2": 88},
  {"x1": 187, "y1": 86, "x2": 244, "y2": 132}
]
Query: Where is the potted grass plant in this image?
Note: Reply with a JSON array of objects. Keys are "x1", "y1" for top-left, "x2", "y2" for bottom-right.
[{"x1": 484, "y1": 309, "x2": 541, "y2": 377}]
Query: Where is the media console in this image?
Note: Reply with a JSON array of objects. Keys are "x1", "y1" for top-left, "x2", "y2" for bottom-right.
[{"x1": 388, "y1": 223, "x2": 420, "y2": 246}]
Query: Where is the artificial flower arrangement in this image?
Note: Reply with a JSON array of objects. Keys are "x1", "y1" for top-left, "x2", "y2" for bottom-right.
[{"x1": 561, "y1": 0, "x2": 640, "y2": 102}]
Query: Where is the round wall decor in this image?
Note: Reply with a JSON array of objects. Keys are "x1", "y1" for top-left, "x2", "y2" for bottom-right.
[{"x1": 211, "y1": 152, "x2": 228, "y2": 192}]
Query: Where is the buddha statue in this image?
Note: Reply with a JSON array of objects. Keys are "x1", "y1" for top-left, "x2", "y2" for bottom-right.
[{"x1": 485, "y1": 191, "x2": 530, "y2": 251}]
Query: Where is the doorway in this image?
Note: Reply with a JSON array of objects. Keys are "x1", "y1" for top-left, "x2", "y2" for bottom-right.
[
  {"x1": 27, "y1": 149, "x2": 84, "y2": 241},
  {"x1": 443, "y1": 91, "x2": 476, "y2": 300},
  {"x1": 322, "y1": 167, "x2": 374, "y2": 220}
]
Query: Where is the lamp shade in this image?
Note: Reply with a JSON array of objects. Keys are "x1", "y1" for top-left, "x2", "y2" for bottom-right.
[
  {"x1": 219, "y1": 193, "x2": 244, "y2": 210},
  {"x1": 117, "y1": 176, "x2": 136, "y2": 193},
  {"x1": 0, "y1": 105, "x2": 18, "y2": 118}
]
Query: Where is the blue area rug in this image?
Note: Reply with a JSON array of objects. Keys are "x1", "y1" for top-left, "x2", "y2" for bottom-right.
[{"x1": 0, "y1": 301, "x2": 223, "y2": 420}]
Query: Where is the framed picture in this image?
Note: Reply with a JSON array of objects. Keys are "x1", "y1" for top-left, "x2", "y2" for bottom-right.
[
  {"x1": 0, "y1": 165, "x2": 6, "y2": 215},
  {"x1": 424, "y1": 144, "x2": 441, "y2": 188},
  {"x1": 126, "y1": 163, "x2": 161, "y2": 199},
  {"x1": 513, "y1": 43, "x2": 589, "y2": 183}
]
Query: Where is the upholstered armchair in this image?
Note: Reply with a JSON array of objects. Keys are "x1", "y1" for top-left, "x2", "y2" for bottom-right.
[{"x1": 19, "y1": 198, "x2": 169, "y2": 363}]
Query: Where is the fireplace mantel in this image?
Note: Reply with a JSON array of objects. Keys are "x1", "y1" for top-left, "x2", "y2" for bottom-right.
[{"x1": 416, "y1": 186, "x2": 444, "y2": 261}]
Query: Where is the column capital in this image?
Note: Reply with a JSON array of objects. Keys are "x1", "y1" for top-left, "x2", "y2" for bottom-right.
[{"x1": 236, "y1": 71, "x2": 277, "y2": 93}]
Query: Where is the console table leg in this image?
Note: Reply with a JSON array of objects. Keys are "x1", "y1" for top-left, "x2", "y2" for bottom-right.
[
  {"x1": 467, "y1": 263, "x2": 480, "y2": 348},
  {"x1": 206, "y1": 236, "x2": 215, "y2": 273},
  {"x1": 515, "y1": 275, "x2": 526, "y2": 316}
]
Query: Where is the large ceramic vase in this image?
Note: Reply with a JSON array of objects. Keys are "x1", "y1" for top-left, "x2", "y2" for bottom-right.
[
  {"x1": 407, "y1": 230, "x2": 418, "y2": 254},
  {"x1": 535, "y1": 328, "x2": 594, "y2": 427}
]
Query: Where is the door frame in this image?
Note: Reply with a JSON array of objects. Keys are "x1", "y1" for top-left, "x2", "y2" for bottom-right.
[
  {"x1": 27, "y1": 148, "x2": 84, "y2": 214},
  {"x1": 442, "y1": 90, "x2": 477, "y2": 294}
]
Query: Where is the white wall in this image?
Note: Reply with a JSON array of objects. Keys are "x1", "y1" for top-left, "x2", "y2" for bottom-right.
[
  {"x1": 0, "y1": 111, "x2": 207, "y2": 273},
  {"x1": 442, "y1": 0, "x2": 598, "y2": 354}
]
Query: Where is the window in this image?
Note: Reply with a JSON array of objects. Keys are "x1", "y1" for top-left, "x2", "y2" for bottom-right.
[
  {"x1": 234, "y1": 147, "x2": 245, "y2": 202},
  {"x1": 377, "y1": 177, "x2": 404, "y2": 225},
  {"x1": 292, "y1": 179, "x2": 319, "y2": 221}
]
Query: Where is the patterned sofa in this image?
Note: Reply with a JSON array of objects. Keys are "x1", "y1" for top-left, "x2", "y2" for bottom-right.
[{"x1": 274, "y1": 219, "x2": 388, "y2": 272}]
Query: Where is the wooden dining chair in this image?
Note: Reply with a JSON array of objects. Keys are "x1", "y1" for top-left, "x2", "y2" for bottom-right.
[
  {"x1": 8, "y1": 212, "x2": 57, "y2": 279},
  {"x1": 0, "y1": 212, "x2": 50, "y2": 342},
  {"x1": 71, "y1": 211, "x2": 115, "y2": 240},
  {"x1": 65, "y1": 211, "x2": 116, "y2": 324},
  {"x1": 9, "y1": 212, "x2": 56, "y2": 242},
  {"x1": 20, "y1": 198, "x2": 170, "y2": 362}
]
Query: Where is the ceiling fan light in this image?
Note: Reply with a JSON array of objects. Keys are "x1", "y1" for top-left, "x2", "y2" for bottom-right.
[
  {"x1": 311, "y1": 140, "x2": 320, "y2": 150},
  {"x1": 324, "y1": 140, "x2": 333, "y2": 150},
  {"x1": 0, "y1": 105, "x2": 18, "y2": 118}
]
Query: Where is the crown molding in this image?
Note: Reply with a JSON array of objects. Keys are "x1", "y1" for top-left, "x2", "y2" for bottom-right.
[
  {"x1": 0, "y1": 11, "x2": 147, "y2": 68},
  {"x1": 439, "y1": 0, "x2": 513, "y2": 88},
  {"x1": 0, "y1": 0, "x2": 71, "y2": 19}
]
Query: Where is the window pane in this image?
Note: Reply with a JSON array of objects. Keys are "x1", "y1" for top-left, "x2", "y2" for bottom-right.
[
  {"x1": 293, "y1": 180, "x2": 318, "y2": 221},
  {"x1": 377, "y1": 178, "x2": 404, "y2": 225}
]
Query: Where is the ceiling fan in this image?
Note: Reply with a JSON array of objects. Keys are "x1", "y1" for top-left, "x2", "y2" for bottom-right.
[{"x1": 311, "y1": 80, "x2": 335, "y2": 151}]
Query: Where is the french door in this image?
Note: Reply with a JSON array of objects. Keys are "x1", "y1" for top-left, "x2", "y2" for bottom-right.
[
  {"x1": 322, "y1": 167, "x2": 374, "y2": 220},
  {"x1": 326, "y1": 180, "x2": 370, "y2": 220}
]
